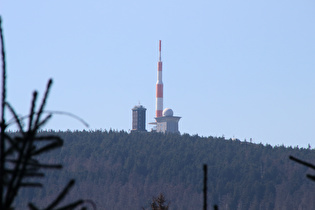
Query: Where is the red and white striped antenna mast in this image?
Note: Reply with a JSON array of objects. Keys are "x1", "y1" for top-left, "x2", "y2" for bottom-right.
[{"x1": 155, "y1": 40, "x2": 163, "y2": 118}]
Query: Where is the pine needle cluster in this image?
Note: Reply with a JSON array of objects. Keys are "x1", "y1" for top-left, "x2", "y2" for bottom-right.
[{"x1": 0, "y1": 16, "x2": 94, "y2": 210}]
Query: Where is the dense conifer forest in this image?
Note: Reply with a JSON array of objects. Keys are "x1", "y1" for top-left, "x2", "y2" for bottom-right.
[{"x1": 13, "y1": 130, "x2": 315, "y2": 209}]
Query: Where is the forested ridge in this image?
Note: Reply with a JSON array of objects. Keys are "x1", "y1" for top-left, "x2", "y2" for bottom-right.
[{"x1": 13, "y1": 130, "x2": 315, "y2": 209}]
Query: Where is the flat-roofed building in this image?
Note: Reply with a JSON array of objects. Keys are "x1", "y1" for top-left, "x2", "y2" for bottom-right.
[
  {"x1": 155, "y1": 108, "x2": 181, "y2": 134},
  {"x1": 132, "y1": 105, "x2": 147, "y2": 132}
]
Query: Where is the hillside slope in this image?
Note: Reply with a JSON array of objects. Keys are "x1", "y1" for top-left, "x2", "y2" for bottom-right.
[{"x1": 14, "y1": 130, "x2": 315, "y2": 209}]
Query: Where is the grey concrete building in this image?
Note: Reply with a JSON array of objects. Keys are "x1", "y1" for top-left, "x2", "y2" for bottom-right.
[{"x1": 155, "y1": 108, "x2": 181, "y2": 134}]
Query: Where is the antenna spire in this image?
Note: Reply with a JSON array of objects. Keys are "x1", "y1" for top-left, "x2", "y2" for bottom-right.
[
  {"x1": 159, "y1": 40, "x2": 161, "y2": 61},
  {"x1": 155, "y1": 40, "x2": 163, "y2": 118}
]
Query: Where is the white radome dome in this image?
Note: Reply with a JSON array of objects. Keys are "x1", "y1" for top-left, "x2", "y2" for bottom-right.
[{"x1": 163, "y1": 108, "x2": 173, "y2": 117}]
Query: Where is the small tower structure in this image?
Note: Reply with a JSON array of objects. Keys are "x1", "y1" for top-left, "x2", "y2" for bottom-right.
[{"x1": 132, "y1": 105, "x2": 147, "y2": 132}]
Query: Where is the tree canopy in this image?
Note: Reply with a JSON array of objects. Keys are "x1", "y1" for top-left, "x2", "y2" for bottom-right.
[{"x1": 13, "y1": 130, "x2": 315, "y2": 209}]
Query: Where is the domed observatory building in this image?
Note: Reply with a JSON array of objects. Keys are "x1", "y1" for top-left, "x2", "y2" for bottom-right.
[{"x1": 155, "y1": 108, "x2": 181, "y2": 134}]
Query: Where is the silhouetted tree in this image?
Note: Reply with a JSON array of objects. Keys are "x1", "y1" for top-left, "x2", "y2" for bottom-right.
[
  {"x1": 150, "y1": 193, "x2": 169, "y2": 210},
  {"x1": 289, "y1": 156, "x2": 315, "y2": 181},
  {"x1": 0, "y1": 16, "x2": 93, "y2": 210}
]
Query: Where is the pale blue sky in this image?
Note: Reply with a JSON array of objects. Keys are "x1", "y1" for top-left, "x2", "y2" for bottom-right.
[{"x1": 1, "y1": 0, "x2": 315, "y2": 147}]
